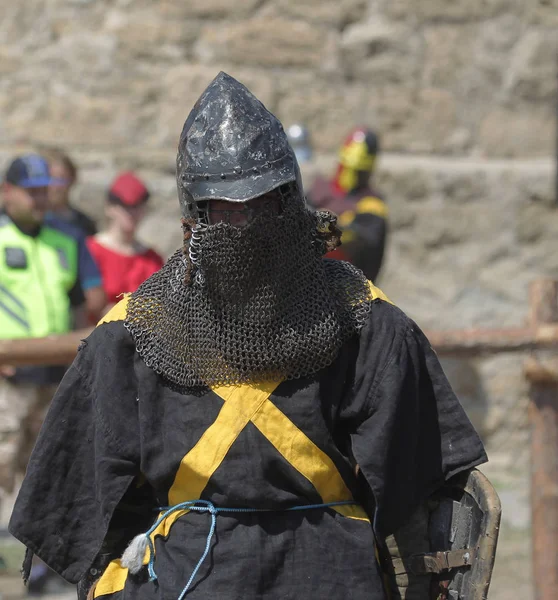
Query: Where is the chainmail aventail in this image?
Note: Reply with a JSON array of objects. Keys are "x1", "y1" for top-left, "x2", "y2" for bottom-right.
[{"x1": 124, "y1": 199, "x2": 372, "y2": 391}]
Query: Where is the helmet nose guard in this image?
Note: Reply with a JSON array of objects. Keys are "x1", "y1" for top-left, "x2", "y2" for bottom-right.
[{"x1": 176, "y1": 72, "x2": 304, "y2": 220}]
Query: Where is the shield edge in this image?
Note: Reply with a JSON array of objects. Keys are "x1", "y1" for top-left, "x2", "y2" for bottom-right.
[{"x1": 443, "y1": 468, "x2": 502, "y2": 600}]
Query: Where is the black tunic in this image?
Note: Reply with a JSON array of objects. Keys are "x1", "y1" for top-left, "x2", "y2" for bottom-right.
[{"x1": 9, "y1": 288, "x2": 487, "y2": 599}]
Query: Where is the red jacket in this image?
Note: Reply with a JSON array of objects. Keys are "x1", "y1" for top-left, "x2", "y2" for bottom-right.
[{"x1": 87, "y1": 237, "x2": 164, "y2": 305}]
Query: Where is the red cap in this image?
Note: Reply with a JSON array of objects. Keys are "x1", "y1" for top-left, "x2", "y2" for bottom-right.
[{"x1": 108, "y1": 172, "x2": 149, "y2": 207}]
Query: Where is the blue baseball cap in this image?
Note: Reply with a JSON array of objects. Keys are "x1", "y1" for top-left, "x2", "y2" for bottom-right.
[{"x1": 4, "y1": 154, "x2": 63, "y2": 188}]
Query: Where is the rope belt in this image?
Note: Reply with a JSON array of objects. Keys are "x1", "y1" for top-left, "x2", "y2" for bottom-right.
[{"x1": 123, "y1": 498, "x2": 360, "y2": 600}]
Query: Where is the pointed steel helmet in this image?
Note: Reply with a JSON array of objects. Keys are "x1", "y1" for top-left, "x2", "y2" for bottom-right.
[{"x1": 176, "y1": 71, "x2": 303, "y2": 220}]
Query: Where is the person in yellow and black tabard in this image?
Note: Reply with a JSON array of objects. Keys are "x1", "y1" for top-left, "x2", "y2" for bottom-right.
[
  {"x1": 10, "y1": 74, "x2": 488, "y2": 600},
  {"x1": 309, "y1": 127, "x2": 388, "y2": 283}
]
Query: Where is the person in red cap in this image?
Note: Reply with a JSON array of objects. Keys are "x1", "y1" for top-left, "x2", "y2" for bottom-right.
[{"x1": 86, "y1": 172, "x2": 164, "y2": 310}]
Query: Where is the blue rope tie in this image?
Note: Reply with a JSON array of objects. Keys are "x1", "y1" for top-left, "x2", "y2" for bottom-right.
[{"x1": 144, "y1": 499, "x2": 358, "y2": 600}]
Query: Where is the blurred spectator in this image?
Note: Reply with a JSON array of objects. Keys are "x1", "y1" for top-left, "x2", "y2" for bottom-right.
[
  {"x1": 0, "y1": 154, "x2": 104, "y2": 593},
  {"x1": 87, "y1": 172, "x2": 164, "y2": 309},
  {"x1": 0, "y1": 153, "x2": 104, "y2": 465},
  {"x1": 43, "y1": 212, "x2": 107, "y2": 328},
  {"x1": 41, "y1": 148, "x2": 105, "y2": 325},
  {"x1": 42, "y1": 147, "x2": 98, "y2": 236},
  {"x1": 308, "y1": 128, "x2": 388, "y2": 282},
  {"x1": 286, "y1": 124, "x2": 313, "y2": 164}
]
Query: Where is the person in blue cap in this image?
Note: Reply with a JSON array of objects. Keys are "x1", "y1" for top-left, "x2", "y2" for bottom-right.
[{"x1": 0, "y1": 154, "x2": 105, "y2": 595}]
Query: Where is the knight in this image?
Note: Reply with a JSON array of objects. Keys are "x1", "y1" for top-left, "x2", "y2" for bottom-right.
[{"x1": 10, "y1": 72, "x2": 499, "y2": 600}]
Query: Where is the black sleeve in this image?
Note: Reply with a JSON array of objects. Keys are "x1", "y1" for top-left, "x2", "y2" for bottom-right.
[
  {"x1": 9, "y1": 332, "x2": 141, "y2": 583},
  {"x1": 350, "y1": 322, "x2": 487, "y2": 539}
]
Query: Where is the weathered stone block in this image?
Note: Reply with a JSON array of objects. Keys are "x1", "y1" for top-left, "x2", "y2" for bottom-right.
[
  {"x1": 529, "y1": 0, "x2": 558, "y2": 26},
  {"x1": 526, "y1": 243, "x2": 558, "y2": 276},
  {"x1": 478, "y1": 14, "x2": 523, "y2": 55},
  {"x1": 396, "y1": 88, "x2": 458, "y2": 153},
  {"x1": 386, "y1": 202, "x2": 419, "y2": 233},
  {"x1": 262, "y1": 0, "x2": 367, "y2": 26},
  {"x1": 448, "y1": 16, "x2": 521, "y2": 113},
  {"x1": 49, "y1": 3, "x2": 109, "y2": 38},
  {"x1": 159, "y1": 0, "x2": 262, "y2": 18},
  {"x1": 376, "y1": 167, "x2": 433, "y2": 203},
  {"x1": 25, "y1": 95, "x2": 131, "y2": 146},
  {"x1": 517, "y1": 170, "x2": 555, "y2": 205},
  {"x1": 477, "y1": 355, "x2": 529, "y2": 441},
  {"x1": 276, "y1": 75, "x2": 367, "y2": 152},
  {"x1": 489, "y1": 165, "x2": 554, "y2": 209},
  {"x1": 340, "y1": 19, "x2": 423, "y2": 84},
  {"x1": 3, "y1": 67, "x2": 162, "y2": 146},
  {"x1": 110, "y1": 149, "x2": 176, "y2": 176},
  {"x1": 362, "y1": 86, "x2": 417, "y2": 152},
  {"x1": 194, "y1": 18, "x2": 331, "y2": 68},
  {"x1": 414, "y1": 206, "x2": 474, "y2": 249},
  {"x1": 105, "y1": 9, "x2": 199, "y2": 61},
  {"x1": 505, "y1": 31, "x2": 558, "y2": 103},
  {"x1": 0, "y1": 1, "x2": 55, "y2": 49},
  {"x1": 436, "y1": 171, "x2": 490, "y2": 204},
  {"x1": 367, "y1": 87, "x2": 461, "y2": 154},
  {"x1": 387, "y1": 0, "x2": 522, "y2": 22},
  {"x1": 423, "y1": 26, "x2": 475, "y2": 88},
  {"x1": 517, "y1": 202, "x2": 558, "y2": 244},
  {"x1": 441, "y1": 358, "x2": 488, "y2": 434},
  {"x1": 0, "y1": 47, "x2": 23, "y2": 76},
  {"x1": 449, "y1": 279, "x2": 524, "y2": 327},
  {"x1": 478, "y1": 107, "x2": 554, "y2": 158},
  {"x1": 35, "y1": 33, "x2": 117, "y2": 82}
]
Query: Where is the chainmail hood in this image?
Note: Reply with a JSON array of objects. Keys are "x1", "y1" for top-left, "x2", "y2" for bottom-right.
[{"x1": 125, "y1": 196, "x2": 372, "y2": 390}]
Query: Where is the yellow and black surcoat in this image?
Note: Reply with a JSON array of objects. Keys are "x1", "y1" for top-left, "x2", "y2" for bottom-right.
[{"x1": 10, "y1": 287, "x2": 486, "y2": 599}]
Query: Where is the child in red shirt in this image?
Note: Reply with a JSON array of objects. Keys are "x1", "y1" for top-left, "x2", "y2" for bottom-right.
[{"x1": 87, "y1": 172, "x2": 164, "y2": 308}]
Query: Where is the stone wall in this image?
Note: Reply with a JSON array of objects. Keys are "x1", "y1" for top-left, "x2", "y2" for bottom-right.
[
  {"x1": 1, "y1": 1, "x2": 557, "y2": 594},
  {"x1": 3, "y1": 0, "x2": 556, "y2": 156}
]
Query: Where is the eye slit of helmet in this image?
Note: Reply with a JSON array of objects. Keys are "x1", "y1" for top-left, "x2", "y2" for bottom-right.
[
  {"x1": 196, "y1": 200, "x2": 210, "y2": 226},
  {"x1": 205, "y1": 189, "x2": 284, "y2": 226}
]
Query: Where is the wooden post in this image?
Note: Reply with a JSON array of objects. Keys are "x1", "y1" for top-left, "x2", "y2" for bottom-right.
[{"x1": 527, "y1": 280, "x2": 558, "y2": 600}]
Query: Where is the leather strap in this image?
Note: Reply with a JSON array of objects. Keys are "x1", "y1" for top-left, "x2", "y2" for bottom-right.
[{"x1": 389, "y1": 548, "x2": 476, "y2": 576}]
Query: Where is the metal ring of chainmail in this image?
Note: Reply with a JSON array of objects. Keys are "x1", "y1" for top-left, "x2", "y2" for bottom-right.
[{"x1": 124, "y1": 187, "x2": 373, "y2": 391}]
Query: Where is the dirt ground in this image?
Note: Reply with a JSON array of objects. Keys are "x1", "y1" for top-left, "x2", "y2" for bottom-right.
[
  {"x1": 1, "y1": 576, "x2": 74, "y2": 600},
  {"x1": 0, "y1": 538, "x2": 75, "y2": 599},
  {"x1": 487, "y1": 525, "x2": 532, "y2": 600}
]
